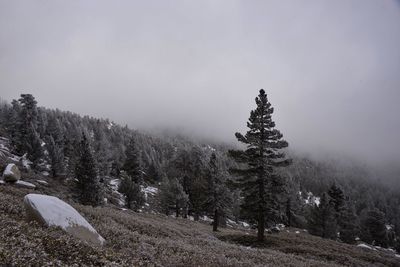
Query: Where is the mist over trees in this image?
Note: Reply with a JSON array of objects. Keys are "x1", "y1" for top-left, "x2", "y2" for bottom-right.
[{"x1": 1, "y1": 92, "x2": 400, "y2": 250}]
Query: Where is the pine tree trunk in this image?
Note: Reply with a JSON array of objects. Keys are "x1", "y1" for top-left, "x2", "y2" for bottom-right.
[
  {"x1": 175, "y1": 201, "x2": 179, "y2": 217},
  {"x1": 213, "y1": 209, "x2": 219, "y2": 232},
  {"x1": 258, "y1": 211, "x2": 265, "y2": 242}
]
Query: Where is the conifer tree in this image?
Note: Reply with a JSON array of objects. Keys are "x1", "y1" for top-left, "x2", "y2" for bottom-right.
[
  {"x1": 204, "y1": 153, "x2": 232, "y2": 231},
  {"x1": 7, "y1": 100, "x2": 21, "y2": 150},
  {"x1": 146, "y1": 163, "x2": 160, "y2": 184},
  {"x1": 118, "y1": 172, "x2": 145, "y2": 211},
  {"x1": 328, "y1": 184, "x2": 345, "y2": 214},
  {"x1": 14, "y1": 94, "x2": 43, "y2": 167},
  {"x1": 339, "y1": 203, "x2": 359, "y2": 244},
  {"x1": 173, "y1": 147, "x2": 207, "y2": 220},
  {"x1": 75, "y1": 133, "x2": 103, "y2": 206},
  {"x1": 123, "y1": 137, "x2": 143, "y2": 184},
  {"x1": 360, "y1": 209, "x2": 388, "y2": 247},
  {"x1": 229, "y1": 89, "x2": 291, "y2": 242},
  {"x1": 307, "y1": 193, "x2": 337, "y2": 239},
  {"x1": 158, "y1": 177, "x2": 189, "y2": 217},
  {"x1": 46, "y1": 135, "x2": 65, "y2": 177}
]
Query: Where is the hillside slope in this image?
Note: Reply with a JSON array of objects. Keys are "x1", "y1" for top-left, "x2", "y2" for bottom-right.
[{"x1": 1, "y1": 183, "x2": 400, "y2": 267}]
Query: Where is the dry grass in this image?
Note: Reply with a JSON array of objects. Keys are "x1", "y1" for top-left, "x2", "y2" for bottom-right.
[{"x1": 0, "y1": 183, "x2": 399, "y2": 266}]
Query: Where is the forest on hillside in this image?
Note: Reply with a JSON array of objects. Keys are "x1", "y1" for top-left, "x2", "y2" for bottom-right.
[{"x1": 1, "y1": 93, "x2": 400, "y2": 251}]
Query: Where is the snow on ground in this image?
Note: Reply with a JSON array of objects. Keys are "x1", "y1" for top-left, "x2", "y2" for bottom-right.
[
  {"x1": 396, "y1": 254, "x2": 400, "y2": 258},
  {"x1": 109, "y1": 179, "x2": 120, "y2": 191},
  {"x1": 0, "y1": 180, "x2": 5, "y2": 185},
  {"x1": 357, "y1": 244, "x2": 377, "y2": 250},
  {"x1": 201, "y1": 215, "x2": 213, "y2": 222},
  {"x1": 21, "y1": 154, "x2": 32, "y2": 169},
  {"x1": 142, "y1": 186, "x2": 158, "y2": 199},
  {"x1": 295, "y1": 231, "x2": 300, "y2": 234},
  {"x1": 240, "y1": 221, "x2": 250, "y2": 228},
  {"x1": 301, "y1": 191, "x2": 320, "y2": 206}
]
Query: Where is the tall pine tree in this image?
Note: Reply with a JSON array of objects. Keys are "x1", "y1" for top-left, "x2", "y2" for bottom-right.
[{"x1": 229, "y1": 89, "x2": 291, "y2": 242}]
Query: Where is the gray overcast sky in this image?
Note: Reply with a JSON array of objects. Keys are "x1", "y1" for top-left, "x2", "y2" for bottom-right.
[{"x1": 0, "y1": 1, "x2": 400, "y2": 163}]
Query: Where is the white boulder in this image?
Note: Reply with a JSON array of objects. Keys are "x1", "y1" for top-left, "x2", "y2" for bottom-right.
[
  {"x1": 15, "y1": 180, "x2": 36, "y2": 189},
  {"x1": 3, "y1": 163, "x2": 21, "y2": 182},
  {"x1": 24, "y1": 194, "x2": 105, "y2": 246}
]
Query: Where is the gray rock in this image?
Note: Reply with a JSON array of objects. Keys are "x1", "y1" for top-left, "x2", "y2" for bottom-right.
[
  {"x1": 3, "y1": 163, "x2": 21, "y2": 182},
  {"x1": 15, "y1": 180, "x2": 36, "y2": 189},
  {"x1": 24, "y1": 193, "x2": 105, "y2": 246}
]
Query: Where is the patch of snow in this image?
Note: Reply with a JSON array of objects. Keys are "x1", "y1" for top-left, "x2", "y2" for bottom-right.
[
  {"x1": 0, "y1": 180, "x2": 5, "y2": 185},
  {"x1": 201, "y1": 215, "x2": 213, "y2": 222},
  {"x1": 15, "y1": 180, "x2": 36, "y2": 189},
  {"x1": 395, "y1": 254, "x2": 400, "y2": 258},
  {"x1": 314, "y1": 196, "x2": 321, "y2": 206},
  {"x1": 36, "y1": 180, "x2": 49, "y2": 186},
  {"x1": 227, "y1": 219, "x2": 237, "y2": 225},
  {"x1": 9, "y1": 155, "x2": 20, "y2": 162},
  {"x1": 295, "y1": 231, "x2": 300, "y2": 234},
  {"x1": 142, "y1": 186, "x2": 158, "y2": 199},
  {"x1": 357, "y1": 244, "x2": 376, "y2": 250},
  {"x1": 355, "y1": 237, "x2": 360, "y2": 241},
  {"x1": 303, "y1": 191, "x2": 320, "y2": 206},
  {"x1": 109, "y1": 179, "x2": 120, "y2": 191},
  {"x1": 188, "y1": 216, "x2": 194, "y2": 221},
  {"x1": 277, "y1": 223, "x2": 285, "y2": 229},
  {"x1": 240, "y1": 221, "x2": 250, "y2": 228},
  {"x1": 120, "y1": 208, "x2": 128, "y2": 211},
  {"x1": 386, "y1": 224, "x2": 393, "y2": 230},
  {"x1": 41, "y1": 171, "x2": 50, "y2": 176},
  {"x1": 145, "y1": 203, "x2": 150, "y2": 207},
  {"x1": 21, "y1": 155, "x2": 32, "y2": 169}
]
